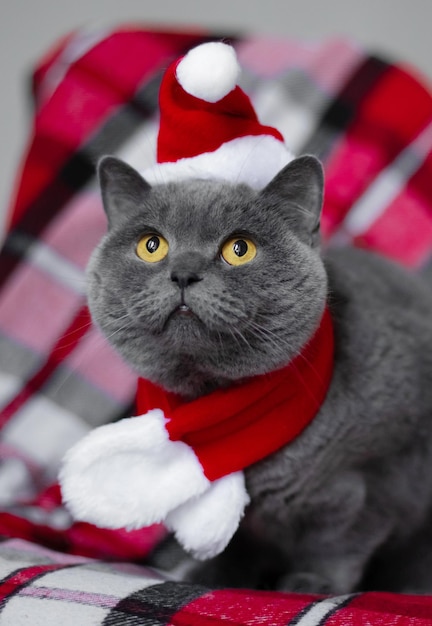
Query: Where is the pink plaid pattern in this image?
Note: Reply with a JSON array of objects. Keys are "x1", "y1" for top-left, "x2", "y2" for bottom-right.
[
  {"x1": 322, "y1": 64, "x2": 432, "y2": 256},
  {"x1": 0, "y1": 24, "x2": 431, "y2": 624}
]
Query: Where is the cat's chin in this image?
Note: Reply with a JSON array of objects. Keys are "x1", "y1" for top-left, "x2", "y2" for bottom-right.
[
  {"x1": 139, "y1": 354, "x2": 233, "y2": 399},
  {"x1": 164, "y1": 305, "x2": 202, "y2": 331},
  {"x1": 162, "y1": 305, "x2": 211, "y2": 352}
]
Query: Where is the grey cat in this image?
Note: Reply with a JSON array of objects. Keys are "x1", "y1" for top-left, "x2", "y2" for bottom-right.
[{"x1": 87, "y1": 154, "x2": 432, "y2": 594}]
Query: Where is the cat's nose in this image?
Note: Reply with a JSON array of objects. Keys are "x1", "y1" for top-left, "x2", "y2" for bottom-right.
[{"x1": 171, "y1": 270, "x2": 202, "y2": 290}]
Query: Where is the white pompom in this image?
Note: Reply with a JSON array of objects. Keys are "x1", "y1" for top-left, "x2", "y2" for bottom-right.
[
  {"x1": 166, "y1": 472, "x2": 250, "y2": 560},
  {"x1": 59, "y1": 411, "x2": 210, "y2": 529},
  {"x1": 176, "y1": 41, "x2": 240, "y2": 103}
]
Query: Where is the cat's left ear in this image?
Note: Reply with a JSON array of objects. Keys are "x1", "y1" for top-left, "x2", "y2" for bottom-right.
[
  {"x1": 260, "y1": 155, "x2": 324, "y2": 247},
  {"x1": 98, "y1": 156, "x2": 152, "y2": 229}
]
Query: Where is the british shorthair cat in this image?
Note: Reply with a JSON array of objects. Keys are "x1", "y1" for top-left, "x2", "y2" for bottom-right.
[{"x1": 85, "y1": 153, "x2": 432, "y2": 593}]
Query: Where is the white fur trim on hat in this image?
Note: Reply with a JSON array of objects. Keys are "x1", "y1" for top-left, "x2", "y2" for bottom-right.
[
  {"x1": 166, "y1": 471, "x2": 250, "y2": 560},
  {"x1": 176, "y1": 41, "x2": 240, "y2": 103},
  {"x1": 59, "y1": 410, "x2": 210, "y2": 529},
  {"x1": 142, "y1": 135, "x2": 294, "y2": 189}
]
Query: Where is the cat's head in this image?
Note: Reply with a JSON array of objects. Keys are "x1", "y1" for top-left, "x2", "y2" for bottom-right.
[{"x1": 87, "y1": 155, "x2": 328, "y2": 397}]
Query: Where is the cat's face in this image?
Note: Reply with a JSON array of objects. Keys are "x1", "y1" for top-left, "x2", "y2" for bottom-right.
[{"x1": 87, "y1": 156, "x2": 328, "y2": 397}]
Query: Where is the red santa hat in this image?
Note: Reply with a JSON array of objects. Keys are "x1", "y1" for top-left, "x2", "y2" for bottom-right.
[{"x1": 142, "y1": 41, "x2": 294, "y2": 187}]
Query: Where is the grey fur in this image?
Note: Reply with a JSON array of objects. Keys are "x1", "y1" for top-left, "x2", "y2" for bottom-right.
[
  {"x1": 88, "y1": 155, "x2": 432, "y2": 593},
  {"x1": 89, "y1": 156, "x2": 326, "y2": 397}
]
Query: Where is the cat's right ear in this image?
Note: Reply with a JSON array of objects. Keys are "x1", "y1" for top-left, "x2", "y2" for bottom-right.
[{"x1": 98, "y1": 156, "x2": 151, "y2": 229}]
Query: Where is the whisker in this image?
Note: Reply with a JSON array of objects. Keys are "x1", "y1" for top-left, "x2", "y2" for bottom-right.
[
  {"x1": 228, "y1": 325, "x2": 252, "y2": 350},
  {"x1": 58, "y1": 318, "x2": 94, "y2": 347},
  {"x1": 245, "y1": 319, "x2": 285, "y2": 354},
  {"x1": 47, "y1": 313, "x2": 132, "y2": 398},
  {"x1": 102, "y1": 313, "x2": 133, "y2": 338}
]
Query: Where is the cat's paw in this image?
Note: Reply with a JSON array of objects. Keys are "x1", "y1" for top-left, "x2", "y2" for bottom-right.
[
  {"x1": 59, "y1": 410, "x2": 210, "y2": 528},
  {"x1": 278, "y1": 572, "x2": 335, "y2": 595}
]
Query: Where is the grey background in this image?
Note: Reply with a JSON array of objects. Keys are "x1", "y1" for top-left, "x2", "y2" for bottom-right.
[{"x1": 1, "y1": 0, "x2": 431, "y2": 238}]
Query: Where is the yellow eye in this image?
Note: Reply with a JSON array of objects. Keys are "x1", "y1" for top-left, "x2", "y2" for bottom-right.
[
  {"x1": 221, "y1": 237, "x2": 257, "y2": 266},
  {"x1": 136, "y1": 234, "x2": 169, "y2": 263}
]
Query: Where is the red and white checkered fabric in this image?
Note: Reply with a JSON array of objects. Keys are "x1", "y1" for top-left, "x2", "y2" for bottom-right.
[{"x1": 0, "y1": 25, "x2": 431, "y2": 624}]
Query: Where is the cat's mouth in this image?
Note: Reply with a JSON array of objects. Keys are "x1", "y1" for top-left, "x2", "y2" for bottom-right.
[
  {"x1": 165, "y1": 303, "x2": 200, "y2": 326},
  {"x1": 176, "y1": 304, "x2": 195, "y2": 316}
]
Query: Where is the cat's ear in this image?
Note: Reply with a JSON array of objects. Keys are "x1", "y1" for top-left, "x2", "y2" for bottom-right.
[
  {"x1": 98, "y1": 156, "x2": 151, "y2": 229},
  {"x1": 260, "y1": 155, "x2": 324, "y2": 246}
]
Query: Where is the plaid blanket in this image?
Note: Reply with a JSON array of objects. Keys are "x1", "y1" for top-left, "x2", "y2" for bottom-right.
[{"x1": 0, "y1": 24, "x2": 432, "y2": 624}]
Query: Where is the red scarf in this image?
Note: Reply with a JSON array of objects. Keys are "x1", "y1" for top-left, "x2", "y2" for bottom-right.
[{"x1": 136, "y1": 307, "x2": 334, "y2": 481}]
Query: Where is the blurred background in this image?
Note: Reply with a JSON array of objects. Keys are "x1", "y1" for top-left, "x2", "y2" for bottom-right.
[{"x1": 1, "y1": 0, "x2": 431, "y2": 239}]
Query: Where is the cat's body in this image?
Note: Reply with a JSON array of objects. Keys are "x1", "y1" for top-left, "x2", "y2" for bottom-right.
[
  {"x1": 245, "y1": 246, "x2": 432, "y2": 593},
  {"x1": 87, "y1": 155, "x2": 432, "y2": 594}
]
